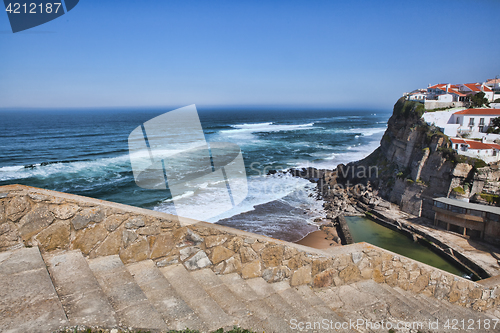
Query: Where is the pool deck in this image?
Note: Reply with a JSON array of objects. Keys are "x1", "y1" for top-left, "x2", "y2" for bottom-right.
[{"x1": 370, "y1": 205, "x2": 500, "y2": 278}]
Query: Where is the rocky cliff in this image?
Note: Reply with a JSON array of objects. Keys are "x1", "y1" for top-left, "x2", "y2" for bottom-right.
[{"x1": 336, "y1": 97, "x2": 500, "y2": 219}]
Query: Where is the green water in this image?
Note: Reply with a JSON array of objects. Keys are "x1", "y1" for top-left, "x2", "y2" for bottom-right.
[{"x1": 345, "y1": 216, "x2": 469, "y2": 278}]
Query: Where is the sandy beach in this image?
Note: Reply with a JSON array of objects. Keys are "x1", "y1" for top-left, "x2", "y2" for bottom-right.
[{"x1": 295, "y1": 229, "x2": 341, "y2": 249}]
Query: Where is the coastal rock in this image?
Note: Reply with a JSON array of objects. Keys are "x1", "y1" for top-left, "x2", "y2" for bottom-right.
[
  {"x1": 71, "y1": 207, "x2": 105, "y2": 230},
  {"x1": 186, "y1": 228, "x2": 204, "y2": 244}
]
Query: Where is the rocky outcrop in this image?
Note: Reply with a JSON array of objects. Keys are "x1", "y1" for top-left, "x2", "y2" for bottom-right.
[{"x1": 332, "y1": 98, "x2": 500, "y2": 219}]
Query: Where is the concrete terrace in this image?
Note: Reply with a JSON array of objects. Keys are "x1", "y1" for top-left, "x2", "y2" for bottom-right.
[{"x1": 0, "y1": 185, "x2": 499, "y2": 333}]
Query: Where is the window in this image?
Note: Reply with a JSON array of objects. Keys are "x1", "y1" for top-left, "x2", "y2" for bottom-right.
[
  {"x1": 479, "y1": 126, "x2": 484, "y2": 132},
  {"x1": 456, "y1": 117, "x2": 460, "y2": 124},
  {"x1": 435, "y1": 201, "x2": 447, "y2": 209},
  {"x1": 469, "y1": 118, "x2": 475, "y2": 126},
  {"x1": 479, "y1": 118, "x2": 485, "y2": 125},
  {"x1": 450, "y1": 205, "x2": 466, "y2": 214}
]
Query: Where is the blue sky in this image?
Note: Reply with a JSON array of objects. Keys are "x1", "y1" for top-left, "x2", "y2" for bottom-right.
[{"x1": 1, "y1": 0, "x2": 499, "y2": 109}]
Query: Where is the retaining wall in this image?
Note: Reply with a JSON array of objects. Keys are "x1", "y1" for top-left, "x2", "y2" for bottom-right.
[{"x1": 0, "y1": 185, "x2": 498, "y2": 311}]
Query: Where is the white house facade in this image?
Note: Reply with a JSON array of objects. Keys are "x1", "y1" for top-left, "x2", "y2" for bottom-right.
[{"x1": 450, "y1": 138, "x2": 500, "y2": 164}]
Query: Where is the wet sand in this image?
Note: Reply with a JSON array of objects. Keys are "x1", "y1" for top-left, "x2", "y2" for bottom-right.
[{"x1": 295, "y1": 229, "x2": 341, "y2": 249}]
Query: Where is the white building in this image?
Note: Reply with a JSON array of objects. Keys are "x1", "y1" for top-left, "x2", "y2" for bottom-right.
[
  {"x1": 453, "y1": 108, "x2": 500, "y2": 135},
  {"x1": 450, "y1": 138, "x2": 500, "y2": 164},
  {"x1": 458, "y1": 83, "x2": 495, "y2": 102}
]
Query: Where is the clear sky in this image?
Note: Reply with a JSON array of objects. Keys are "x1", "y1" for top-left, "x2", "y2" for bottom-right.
[{"x1": 1, "y1": 0, "x2": 499, "y2": 110}]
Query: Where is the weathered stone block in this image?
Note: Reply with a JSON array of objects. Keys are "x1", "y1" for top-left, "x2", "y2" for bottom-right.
[
  {"x1": 291, "y1": 265, "x2": 312, "y2": 286},
  {"x1": 241, "y1": 260, "x2": 262, "y2": 279},
  {"x1": 251, "y1": 241, "x2": 266, "y2": 253},
  {"x1": 103, "y1": 214, "x2": 128, "y2": 232},
  {"x1": 124, "y1": 216, "x2": 145, "y2": 229},
  {"x1": 122, "y1": 230, "x2": 138, "y2": 249},
  {"x1": 18, "y1": 204, "x2": 55, "y2": 241},
  {"x1": 184, "y1": 250, "x2": 211, "y2": 270},
  {"x1": 71, "y1": 207, "x2": 104, "y2": 230},
  {"x1": 372, "y1": 268, "x2": 385, "y2": 283},
  {"x1": 468, "y1": 288, "x2": 482, "y2": 300},
  {"x1": 34, "y1": 220, "x2": 70, "y2": 251},
  {"x1": 0, "y1": 222, "x2": 21, "y2": 250},
  {"x1": 6, "y1": 196, "x2": 30, "y2": 222},
  {"x1": 49, "y1": 203, "x2": 80, "y2": 220},
  {"x1": 119, "y1": 237, "x2": 149, "y2": 264},
  {"x1": 312, "y1": 259, "x2": 332, "y2": 276},
  {"x1": 448, "y1": 290, "x2": 461, "y2": 303},
  {"x1": 262, "y1": 266, "x2": 290, "y2": 283},
  {"x1": 210, "y1": 246, "x2": 234, "y2": 265},
  {"x1": 223, "y1": 255, "x2": 242, "y2": 274},
  {"x1": 137, "y1": 225, "x2": 160, "y2": 236},
  {"x1": 71, "y1": 224, "x2": 107, "y2": 255},
  {"x1": 205, "y1": 234, "x2": 228, "y2": 248},
  {"x1": 226, "y1": 236, "x2": 243, "y2": 252},
  {"x1": 339, "y1": 264, "x2": 361, "y2": 284},
  {"x1": 239, "y1": 245, "x2": 259, "y2": 264},
  {"x1": 261, "y1": 245, "x2": 284, "y2": 267},
  {"x1": 186, "y1": 228, "x2": 203, "y2": 244},
  {"x1": 180, "y1": 246, "x2": 200, "y2": 261},
  {"x1": 150, "y1": 232, "x2": 175, "y2": 259},
  {"x1": 313, "y1": 268, "x2": 336, "y2": 288},
  {"x1": 93, "y1": 228, "x2": 123, "y2": 257},
  {"x1": 412, "y1": 274, "x2": 430, "y2": 293}
]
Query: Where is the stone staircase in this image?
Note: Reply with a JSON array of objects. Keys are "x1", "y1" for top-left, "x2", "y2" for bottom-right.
[{"x1": 1, "y1": 247, "x2": 498, "y2": 333}]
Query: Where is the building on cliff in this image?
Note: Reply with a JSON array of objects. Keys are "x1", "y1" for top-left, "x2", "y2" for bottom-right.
[
  {"x1": 404, "y1": 81, "x2": 495, "y2": 110},
  {"x1": 433, "y1": 197, "x2": 500, "y2": 243},
  {"x1": 450, "y1": 138, "x2": 500, "y2": 163},
  {"x1": 423, "y1": 108, "x2": 500, "y2": 140}
]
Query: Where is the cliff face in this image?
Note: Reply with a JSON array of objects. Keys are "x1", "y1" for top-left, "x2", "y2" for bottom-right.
[{"x1": 338, "y1": 98, "x2": 500, "y2": 219}]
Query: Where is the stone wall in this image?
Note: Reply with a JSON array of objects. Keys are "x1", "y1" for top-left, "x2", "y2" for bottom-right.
[{"x1": 0, "y1": 185, "x2": 498, "y2": 312}]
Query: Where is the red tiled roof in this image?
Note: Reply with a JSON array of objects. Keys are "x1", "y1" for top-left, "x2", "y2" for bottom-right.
[
  {"x1": 454, "y1": 108, "x2": 500, "y2": 115},
  {"x1": 450, "y1": 138, "x2": 467, "y2": 144},
  {"x1": 467, "y1": 141, "x2": 495, "y2": 150},
  {"x1": 450, "y1": 138, "x2": 500, "y2": 150},
  {"x1": 462, "y1": 83, "x2": 493, "y2": 92}
]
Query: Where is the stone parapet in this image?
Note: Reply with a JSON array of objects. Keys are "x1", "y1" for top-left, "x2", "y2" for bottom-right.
[{"x1": 0, "y1": 184, "x2": 498, "y2": 312}]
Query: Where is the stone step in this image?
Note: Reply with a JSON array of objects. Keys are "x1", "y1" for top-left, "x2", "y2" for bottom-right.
[
  {"x1": 219, "y1": 273, "x2": 294, "y2": 333},
  {"x1": 44, "y1": 250, "x2": 117, "y2": 327},
  {"x1": 190, "y1": 269, "x2": 270, "y2": 332},
  {"x1": 0, "y1": 247, "x2": 68, "y2": 333},
  {"x1": 272, "y1": 281, "x2": 357, "y2": 333},
  {"x1": 87, "y1": 255, "x2": 168, "y2": 330},
  {"x1": 377, "y1": 283, "x2": 437, "y2": 321},
  {"x1": 160, "y1": 264, "x2": 236, "y2": 331},
  {"x1": 190, "y1": 268, "x2": 250, "y2": 318},
  {"x1": 126, "y1": 260, "x2": 206, "y2": 332}
]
